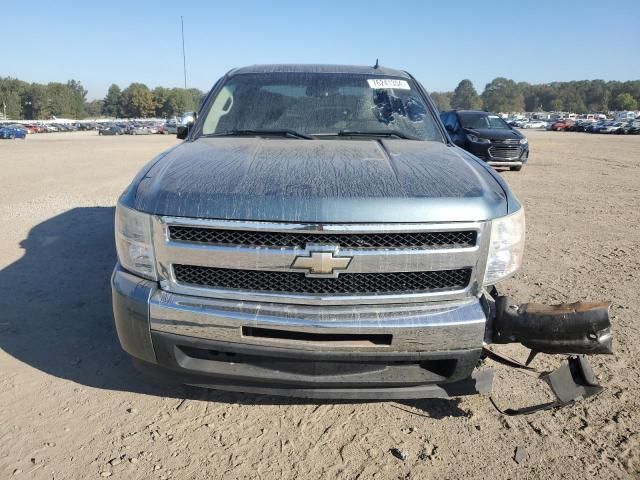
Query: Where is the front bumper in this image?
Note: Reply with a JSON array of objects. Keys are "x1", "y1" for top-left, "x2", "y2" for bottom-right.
[
  {"x1": 112, "y1": 264, "x2": 489, "y2": 399},
  {"x1": 467, "y1": 142, "x2": 529, "y2": 167},
  {"x1": 113, "y1": 265, "x2": 612, "y2": 400}
]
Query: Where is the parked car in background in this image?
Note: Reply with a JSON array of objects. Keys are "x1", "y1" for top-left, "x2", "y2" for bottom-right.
[
  {"x1": 601, "y1": 122, "x2": 626, "y2": 134},
  {"x1": 509, "y1": 119, "x2": 528, "y2": 128},
  {"x1": 570, "y1": 120, "x2": 595, "y2": 132},
  {"x1": 618, "y1": 120, "x2": 640, "y2": 134},
  {"x1": 130, "y1": 125, "x2": 154, "y2": 135},
  {"x1": 165, "y1": 122, "x2": 178, "y2": 134},
  {"x1": 523, "y1": 120, "x2": 547, "y2": 129},
  {"x1": 0, "y1": 126, "x2": 27, "y2": 139},
  {"x1": 550, "y1": 119, "x2": 575, "y2": 131},
  {"x1": 98, "y1": 126, "x2": 125, "y2": 136},
  {"x1": 440, "y1": 110, "x2": 529, "y2": 171},
  {"x1": 586, "y1": 121, "x2": 613, "y2": 133},
  {"x1": 7, "y1": 124, "x2": 28, "y2": 134}
]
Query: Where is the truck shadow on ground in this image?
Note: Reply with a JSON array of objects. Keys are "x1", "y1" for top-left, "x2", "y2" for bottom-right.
[{"x1": 0, "y1": 207, "x2": 466, "y2": 418}]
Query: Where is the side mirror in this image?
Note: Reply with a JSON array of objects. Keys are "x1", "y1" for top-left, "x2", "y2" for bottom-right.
[
  {"x1": 177, "y1": 112, "x2": 196, "y2": 139},
  {"x1": 181, "y1": 112, "x2": 196, "y2": 126},
  {"x1": 176, "y1": 125, "x2": 189, "y2": 139}
]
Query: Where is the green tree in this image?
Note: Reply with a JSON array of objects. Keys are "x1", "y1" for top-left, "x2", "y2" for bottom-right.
[
  {"x1": 611, "y1": 93, "x2": 638, "y2": 111},
  {"x1": 153, "y1": 86, "x2": 170, "y2": 117},
  {"x1": 0, "y1": 77, "x2": 28, "y2": 119},
  {"x1": 46, "y1": 82, "x2": 72, "y2": 118},
  {"x1": 85, "y1": 99, "x2": 104, "y2": 117},
  {"x1": 557, "y1": 88, "x2": 586, "y2": 113},
  {"x1": 550, "y1": 98, "x2": 564, "y2": 112},
  {"x1": 153, "y1": 87, "x2": 205, "y2": 117},
  {"x1": 481, "y1": 77, "x2": 524, "y2": 113},
  {"x1": 585, "y1": 80, "x2": 609, "y2": 112},
  {"x1": 451, "y1": 80, "x2": 482, "y2": 110},
  {"x1": 66, "y1": 80, "x2": 88, "y2": 118},
  {"x1": 165, "y1": 88, "x2": 195, "y2": 116},
  {"x1": 121, "y1": 83, "x2": 156, "y2": 118},
  {"x1": 102, "y1": 84, "x2": 123, "y2": 118},
  {"x1": 430, "y1": 91, "x2": 452, "y2": 111},
  {"x1": 187, "y1": 88, "x2": 205, "y2": 111},
  {"x1": 20, "y1": 83, "x2": 48, "y2": 119}
]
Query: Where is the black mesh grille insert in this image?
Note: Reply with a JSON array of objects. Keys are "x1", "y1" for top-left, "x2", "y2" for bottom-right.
[
  {"x1": 173, "y1": 264, "x2": 471, "y2": 296},
  {"x1": 168, "y1": 226, "x2": 476, "y2": 250}
]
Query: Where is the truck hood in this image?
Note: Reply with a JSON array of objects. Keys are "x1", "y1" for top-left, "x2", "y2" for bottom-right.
[{"x1": 128, "y1": 138, "x2": 508, "y2": 223}]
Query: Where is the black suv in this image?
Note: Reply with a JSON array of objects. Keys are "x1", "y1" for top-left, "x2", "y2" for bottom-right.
[{"x1": 440, "y1": 110, "x2": 529, "y2": 171}]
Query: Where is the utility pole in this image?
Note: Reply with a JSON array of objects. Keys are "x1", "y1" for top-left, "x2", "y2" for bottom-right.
[{"x1": 181, "y1": 16, "x2": 187, "y2": 89}]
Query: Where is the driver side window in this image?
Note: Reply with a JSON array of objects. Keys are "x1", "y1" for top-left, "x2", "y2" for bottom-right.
[{"x1": 202, "y1": 85, "x2": 236, "y2": 134}]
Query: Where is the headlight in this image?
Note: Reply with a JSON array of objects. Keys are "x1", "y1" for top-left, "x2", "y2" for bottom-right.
[
  {"x1": 115, "y1": 203, "x2": 157, "y2": 280},
  {"x1": 519, "y1": 138, "x2": 528, "y2": 145},
  {"x1": 466, "y1": 133, "x2": 490, "y2": 144},
  {"x1": 484, "y1": 208, "x2": 525, "y2": 285}
]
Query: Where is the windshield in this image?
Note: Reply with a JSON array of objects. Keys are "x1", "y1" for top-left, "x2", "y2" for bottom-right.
[
  {"x1": 458, "y1": 112, "x2": 511, "y2": 130},
  {"x1": 200, "y1": 73, "x2": 442, "y2": 141}
]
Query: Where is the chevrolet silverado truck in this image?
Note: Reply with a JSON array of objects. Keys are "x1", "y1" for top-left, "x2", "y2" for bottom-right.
[{"x1": 112, "y1": 64, "x2": 612, "y2": 401}]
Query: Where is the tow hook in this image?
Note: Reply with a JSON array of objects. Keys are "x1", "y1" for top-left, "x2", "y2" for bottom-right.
[{"x1": 490, "y1": 296, "x2": 612, "y2": 355}]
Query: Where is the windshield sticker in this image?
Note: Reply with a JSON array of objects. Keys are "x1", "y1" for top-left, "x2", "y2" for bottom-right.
[{"x1": 367, "y1": 79, "x2": 410, "y2": 90}]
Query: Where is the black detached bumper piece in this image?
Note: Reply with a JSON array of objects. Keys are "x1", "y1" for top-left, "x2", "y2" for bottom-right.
[{"x1": 490, "y1": 296, "x2": 613, "y2": 355}]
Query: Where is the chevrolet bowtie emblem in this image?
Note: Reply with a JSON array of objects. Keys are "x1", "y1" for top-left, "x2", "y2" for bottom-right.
[{"x1": 291, "y1": 249, "x2": 352, "y2": 278}]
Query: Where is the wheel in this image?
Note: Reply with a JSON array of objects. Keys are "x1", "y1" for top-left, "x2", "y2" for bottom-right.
[
  {"x1": 510, "y1": 166, "x2": 522, "y2": 172},
  {"x1": 9, "y1": 134, "x2": 15, "y2": 139}
]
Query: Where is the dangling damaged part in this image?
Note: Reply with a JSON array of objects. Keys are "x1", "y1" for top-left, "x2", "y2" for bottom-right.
[{"x1": 483, "y1": 294, "x2": 612, "y2": 415}]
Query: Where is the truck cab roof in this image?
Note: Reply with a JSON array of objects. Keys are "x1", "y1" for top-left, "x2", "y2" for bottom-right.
[{"x1": 227, "y1": 64, "x2": 411, "y2": 78}]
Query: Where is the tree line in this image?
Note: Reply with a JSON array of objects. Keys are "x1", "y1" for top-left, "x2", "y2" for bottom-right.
[
  {"x1": 101, "y1": 84, "x2": 204, "y2": 119},
  {"x1": 3, "y1": 75, "x2": 639, "y2": 120},
  {"x1": 430, "y1": 78, "x2": 640, "y2": 114},
  {"x1": 0, "y1": 77, "x2": 205, "y2": 120}
]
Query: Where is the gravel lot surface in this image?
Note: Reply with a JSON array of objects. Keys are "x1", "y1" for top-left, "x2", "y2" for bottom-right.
[{"x1": 0, "y1": 130, "x2": 638, "y2": 479}]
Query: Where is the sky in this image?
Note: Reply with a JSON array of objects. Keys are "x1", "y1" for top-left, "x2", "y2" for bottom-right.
[{"x1": 3, "y1": 0, "x2": 639, "y2": 100}]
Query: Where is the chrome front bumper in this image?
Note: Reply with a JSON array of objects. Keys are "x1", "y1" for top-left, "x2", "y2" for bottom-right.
[
  {"x1": 112, "y1": 265, "x2": 488, "y2": 397},
  {"x1": 486, "y1": 161, "x2": 523, "y2": 167},
  {"x1": 149, "y1": 288, "x2": 486, "y2": 353}
]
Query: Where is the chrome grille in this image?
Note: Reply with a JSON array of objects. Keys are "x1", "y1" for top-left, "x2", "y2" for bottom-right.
[
  {"x1": 154, "y1": 217, "x2": 489, "y2": 305},
  {"x1": 173, "y1": 264, "x2": 472, "y2": 296},
  {"x1": 488, "y1": 142, "x2": 522, "y2": 160},
  {"x1": 491, "y1": 139, "x2": 520, "y2": 145},
  {"x1": 169, "y1": 226, "x2": 477, "y2": 249}
]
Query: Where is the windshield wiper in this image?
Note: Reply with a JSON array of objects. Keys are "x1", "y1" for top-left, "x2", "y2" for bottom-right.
[
  {"x1": 203, "y1": 129, "x2": 314, "y2": 139},
  {"x1": 328, "y1": 130, "x2": 418, "y2": 140}
]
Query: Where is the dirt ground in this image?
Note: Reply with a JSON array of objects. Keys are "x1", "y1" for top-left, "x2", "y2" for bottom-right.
[{"x1": 0, "y1": 130, "x2": 638, "y2": 479}]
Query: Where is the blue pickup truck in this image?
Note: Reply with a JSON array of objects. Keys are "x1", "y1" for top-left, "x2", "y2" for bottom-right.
[{"x1": 111, "y1": 64, "x2": 611, "y2": 404}]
